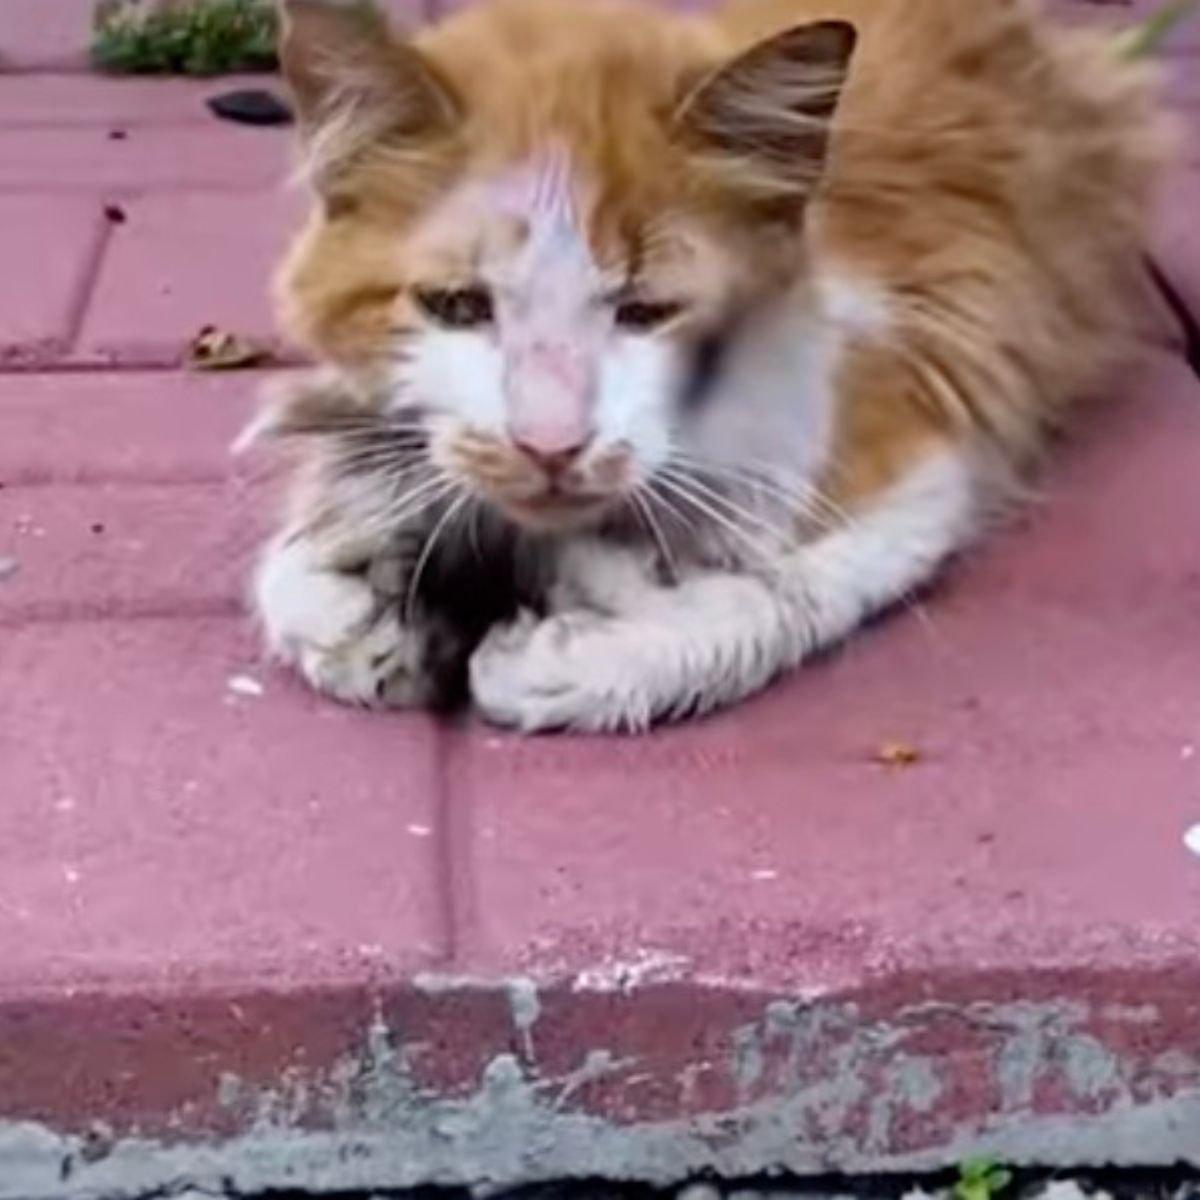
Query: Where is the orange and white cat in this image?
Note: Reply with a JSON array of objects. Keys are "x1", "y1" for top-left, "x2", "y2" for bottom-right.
[{"x1": 250, "y1": 0, "x2": 1172, "y2": 731}]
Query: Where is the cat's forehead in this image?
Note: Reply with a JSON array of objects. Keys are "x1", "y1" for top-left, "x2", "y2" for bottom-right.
[
  {"x1": 412, "y1": 150, "x2": 613, "y2": 289},
  {"x1": 483, "y1": 149, "x2": 577, "y2": 230}
]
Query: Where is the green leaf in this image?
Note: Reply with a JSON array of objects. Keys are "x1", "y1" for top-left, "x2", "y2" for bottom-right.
[
  {"x1": 953, "y1": 1157, "x2": 1013, "y2": 1200},
  {"x1": 1114, "y1": 0, "x2": 1199, "y2": 60}
]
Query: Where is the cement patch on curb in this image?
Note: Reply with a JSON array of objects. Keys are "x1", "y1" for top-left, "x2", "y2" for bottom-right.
[
  {"x1": 4, "y1": 986, "x2": 1200, "y2": 1200},
  {"x1": 6, "y1": 1087, "x2": 1200, "y2": 1200}
]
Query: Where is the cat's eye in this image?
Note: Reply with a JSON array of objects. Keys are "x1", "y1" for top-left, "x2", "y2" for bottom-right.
[
  {"x1": 614, "y1": 298, "x2": 683, "y2": 333},
  {"x1": 413, "y1": 285, "x2": 494, "y2": 329}
]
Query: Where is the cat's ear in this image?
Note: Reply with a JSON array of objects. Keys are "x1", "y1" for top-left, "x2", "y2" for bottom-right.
[
  {"x1": 278, "y1": 0, "x2": 459, "y2": 189},
  {"x1": 674, "y1": 21, "x2": 856, "y2": 209}
]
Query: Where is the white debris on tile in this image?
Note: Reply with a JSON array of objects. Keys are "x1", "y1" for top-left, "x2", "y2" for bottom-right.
[
  {"x1": 1185, "y1": 824, "x2": 1200, "y2": 856},
  {"x1": 226, "y1": 673, "x2": 264, "y2": 697}
]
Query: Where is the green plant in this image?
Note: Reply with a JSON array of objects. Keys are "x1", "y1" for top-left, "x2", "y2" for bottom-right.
[
  {"x1": 90, "y1": 0, "x2": 278, "y2": 76},
  {"x1": 953, "y1": 1158, "x2": 1014, "y2": 1200},
  {"x1": 1114, "y1": 0, "x2": 1199, "y2": 60}
]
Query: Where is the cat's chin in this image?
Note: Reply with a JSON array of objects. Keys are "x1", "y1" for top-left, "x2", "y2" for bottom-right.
[{"x1": 487, "y1": 490, "x2": 616, "y2": 534}]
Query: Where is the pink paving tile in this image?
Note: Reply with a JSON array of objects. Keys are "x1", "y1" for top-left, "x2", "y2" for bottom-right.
[
  {"x1": 451, "y1": 353, "x2": 1200, "y2": 982},
  {"x1": 0, "y1": 125, "x2": 290, "y2": 192},
  {"x1": 0, "y1": 371, "x2": 264, "y2": 486},
  {"x1": 0, "y1": 374, "x2": 277, "y2": 624},
  {"x1": 0, "y1": 617, "x2": 444, "y2": 996},
  {"x1": 0, "y1": 74, "x2": 285, "y2": 130},
  {"x1": 0, "y1": 479, "x2": 267, "y2": 624},
  {"x1": 77, "y1": 190, "x2": 303, "y2": 366},
  {"x1": 0, "y1": 0, "x2": 94, "y2": 70},
  {"x1": 0, "y1": 194, "x2": 105, "y2": 365}
]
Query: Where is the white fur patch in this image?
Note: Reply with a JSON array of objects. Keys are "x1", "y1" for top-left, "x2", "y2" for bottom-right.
[
  {"x1": 677, "y1": 271, "x2": 884, "y2": 507},
  {"x1": 470, "y1": 449, "x2": 976, "y2": 731},
  {"x1": 398, "y1": 329, "x2": 509, "y2": 436},
  {"x1": 254, "y1": 532, "x2": 425, "y2": 706},
  {"x1": 594, "y1": 335, "x2": 682, "y2": 473}
]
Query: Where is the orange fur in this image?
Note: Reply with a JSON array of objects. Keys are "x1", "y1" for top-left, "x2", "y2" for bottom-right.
[{"x1": 274, "y1": 0, "x2": 1174, "y2": 514}]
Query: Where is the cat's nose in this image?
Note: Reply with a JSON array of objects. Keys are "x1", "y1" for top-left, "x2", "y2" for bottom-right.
[{"x1": 513, "y1": 437, "x2": 590, "y2": 479}]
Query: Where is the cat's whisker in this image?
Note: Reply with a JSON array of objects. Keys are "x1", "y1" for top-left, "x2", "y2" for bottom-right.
[
  {"x1": 404, "y1": 490, "x2": 471, "y2": 624},
  {"x1": 322, "y1": 470, "x2": 454, "y2": 545},
  {"x1": 650, "y1": 472, "x2": 776, "y2": 562},
  {"x1": 379, "y1": 475, "x2": 459, "y2": 530},
  {"x1": 665, "y1": 451, "x2": 809, "y2": 498},
  {"x1": 656, "y1": 466, "x2": 797, "y2": 551},
  {"x1": 639, "y1": 480, "x2": 700, "y2": 541},
  {"x1": 331, "y1": 445, "x2": 430, "y2": 476},
  {"x1": 669, "y1": 453, "x2": 856, "y2": 533},
  {"x1": 331, "y1": 433, "x2": 427, "y2": 456},
  {"x1": 671, "y1": 465, "x2": 808, "y2": 524},
  {"x1": 266, "y1": 408, "x2": 430, "y2": 440},
  {"x1": 629, "y1": 486, "x2": 680, "y2": 584}
]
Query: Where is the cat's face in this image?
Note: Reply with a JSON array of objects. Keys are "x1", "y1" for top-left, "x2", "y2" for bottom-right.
[
  {"x1": 390, "y1": 150, "x2": 760, "y2": 530},
  {"x1": 276, "y1": 0, "x2": 854, "y2": 532}
]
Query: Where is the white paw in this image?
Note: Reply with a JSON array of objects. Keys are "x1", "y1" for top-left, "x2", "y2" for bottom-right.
[
  {"x1": 469, "y1": 610, "x2": 660, "y2": 733},
  {"x1": 254, "y1": 536, "x2": 424, "y2": 707},
  {"x1": 294, "y1": 607, "x2": 426, "y2": 707}
]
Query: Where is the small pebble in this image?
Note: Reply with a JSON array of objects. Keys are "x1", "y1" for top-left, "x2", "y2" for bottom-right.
[
  {"x1": 1184, "y1": 823, "x2": 1200, "y2": 857},
  {"x1": 227, "y1": 674, "x2": 264, "y2": 698},
  {"x1": 206, "y1": 88, "x2": 294, "y2": 127}
]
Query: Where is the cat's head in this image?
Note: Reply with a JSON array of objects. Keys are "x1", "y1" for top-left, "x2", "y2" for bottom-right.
[{"x1": 275, "y1": 0, "x2": 854, "y2": 532}]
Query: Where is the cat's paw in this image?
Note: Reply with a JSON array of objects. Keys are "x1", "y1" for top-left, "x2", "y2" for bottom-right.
[
  {"x1": 255, "y1": 538, "x2": 425, "y2": 707},
  {"x1": 469, "y1": 609, "x2": 658, "y2": 732},
  {"x1": 294, "y1": 606, "x2": 427, "y2": 708}
]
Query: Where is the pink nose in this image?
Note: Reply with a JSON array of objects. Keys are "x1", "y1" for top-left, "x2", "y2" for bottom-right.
[{"x1": 513, "y1": 436, "x2": 589, "y2": 478}]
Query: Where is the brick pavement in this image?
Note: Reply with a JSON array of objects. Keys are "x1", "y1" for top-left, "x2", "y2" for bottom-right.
[{"x1": 0, "y1": 2, "x2": 1199, "y2": 1196}]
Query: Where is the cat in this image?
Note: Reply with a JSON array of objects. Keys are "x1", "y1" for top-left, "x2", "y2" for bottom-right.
[{"x1": 248, "y1": 0, "x2": 1174, "y2": 732}]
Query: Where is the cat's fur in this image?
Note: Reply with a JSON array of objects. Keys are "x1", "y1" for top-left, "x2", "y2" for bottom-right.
[{"x1": 250, "y1": 0, "x2": 1173, "y2": 731}]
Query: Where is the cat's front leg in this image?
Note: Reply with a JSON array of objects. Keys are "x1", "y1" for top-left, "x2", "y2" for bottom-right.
[
  {"x1": 469, "y1": 545, "x2": 798, "y2": 732},
  {"x1": 254, "y1": 528, "x2": 434, "y2": 707},
  {"x1": 470, "y1": 451, "x2": 975, "y2": 732}
]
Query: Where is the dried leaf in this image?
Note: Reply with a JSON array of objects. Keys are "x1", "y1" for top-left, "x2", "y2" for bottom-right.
[
  {"x1": 186, "y1": 324, "x2": 265, "y2": 371},
  {"x1": 875, "y1": 740, "x2": 920, "y2": 767}
]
